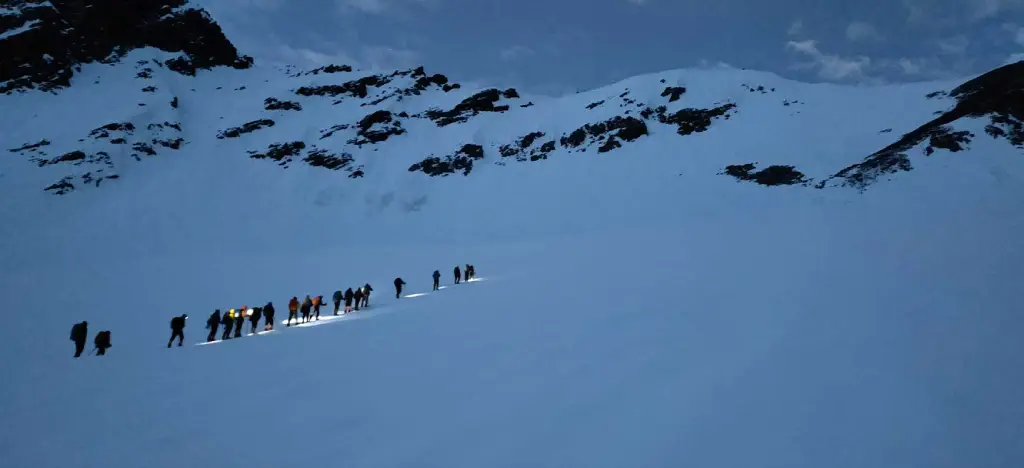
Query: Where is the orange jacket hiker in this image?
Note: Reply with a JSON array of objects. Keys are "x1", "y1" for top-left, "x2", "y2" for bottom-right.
[{"x1": 289, "y1": 297, "x2": 299, "y2": 311}]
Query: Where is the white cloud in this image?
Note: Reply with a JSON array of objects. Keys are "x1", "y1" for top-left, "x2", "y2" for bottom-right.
[
  {"x1": 897, "y1": 58, "x2": 923, "y2": 75},
  {"x1": 845, "y1": 21, "x2": 884, "y2": 43},
  {"x1": 500, "y1": 46, "x2": 535, "y2": 61},
  {"x1": 785, "y1": 39, "x2": 872, "y2": 82},
  {"x1": 1016, "y1": 26, "x2": 1024, "y2": 46},
  {"x1": 787, "y1": 20, "x2": 804, "y2": 36},
  {"x1": 968, "y1": 0, "x2": 1024, "y2": 21},
  {"x1": 936, "y1": 35, "x2": 970, "y2": 55},
  {"x1": 360, "y1": 46, "x2": 419, "y2": 70}
]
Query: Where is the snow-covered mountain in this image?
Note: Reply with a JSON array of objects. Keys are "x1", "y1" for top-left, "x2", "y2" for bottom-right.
[{"x1": 2, "y1": 2, "x2": 1023, "y2": 468}]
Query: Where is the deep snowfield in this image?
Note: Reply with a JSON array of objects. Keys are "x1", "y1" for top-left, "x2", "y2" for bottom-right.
[{"x1": 1, "y1": 54, "x2": 1024, "y2": 467}]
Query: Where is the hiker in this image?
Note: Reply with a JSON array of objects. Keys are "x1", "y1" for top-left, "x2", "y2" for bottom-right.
[
  {"x1": 168, "y1": 314, "x2": 187, "y2": 348},
  {"x1": 300, "y1": 296, "x2": 312, "y2": 323},
  {"x1": 344, "y1": 288, "x2": 354, "y2": 313},
  {"x1": 233, "y1": 307, "x2": 245, "y2": 337},
  {"x1": 250, "y1": 306, "x2": 263, "y2": 333},
  {"x1": 70, "y1": 321, "x2": 88, "y2": 358},
  {"x1": 313, "y1": 295, "x2": 325, "y2": 320},
  {"x1": 94, "y1": 330, "x2": 111, "y2": 356},
  {"x1": 361, "y1": 284, "x2": 373, "y2": 308},
  {"x1": 432, "y1": 270, "x2": 440, "y2": 290},
  {"x1": 353, "y1": 288, "x2": 363, "y2": 311},
  {"x1": 206, "y1": 310, "x2": 221, "y2": 342},
  {"x1": 454, "y1": 265, "x2": 461, "y2": 284},
  {"x1": 394, "y1": 277, "x2": 405, "y2": 298},
  {"x1": 222, "y1": 309, "x2": 235, "y2": 340},
  {"x1": 263, "y1": 302, "x2": 275, "y2": 330},
  {"x1": 287, "y1": 297, "x2": 299, "y2": 326},
  {"x1": 332, "y1": 290, "x2": 343, "y2": 315}
]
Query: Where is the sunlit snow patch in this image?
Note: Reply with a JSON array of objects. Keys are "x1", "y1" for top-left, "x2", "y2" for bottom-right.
[
  {"x1": 195, "y1": 340, "x2": 225, "y2": 346},
  {"x1": 404, "y1": 293, "x2": 428, "y2": 298}
]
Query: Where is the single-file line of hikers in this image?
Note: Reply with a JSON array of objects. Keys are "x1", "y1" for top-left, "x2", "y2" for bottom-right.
[{"x1": 69, "y1": 264, "x2": 478, "y2": 358}]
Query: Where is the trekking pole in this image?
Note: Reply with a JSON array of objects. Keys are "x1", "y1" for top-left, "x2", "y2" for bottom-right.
[{"x1": 88, "y1": 348, "x2": 96, "y2": 356}]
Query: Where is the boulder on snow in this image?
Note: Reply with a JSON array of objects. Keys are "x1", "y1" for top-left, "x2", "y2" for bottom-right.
[
  {"x1": 423, "y1": 88, "x2": 516, "y2": 126},
  {"x1": 264, "y1": 97, "x2": 302, "y2": 111},
  {"x1": 347, "y1": 110, "x2": 406, "y2": 146},
  {"x1": 560, "y1": 116, "x2": 649, "y2": 153},
  {"x1": 723, "y1": 163, "x2": 809, "y2": 186},
  {"x1": 408, "y1": 144, "x2": 485, "y2": 176},
  {"x1": 217, "y1": 119, "x2": 275, "y2": 139}
]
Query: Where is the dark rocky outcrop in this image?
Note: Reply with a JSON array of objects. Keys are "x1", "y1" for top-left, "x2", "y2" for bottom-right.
[
  {"x1": 560, "y1": 116, "x2": 648, "y2": 153},
  {"x1": 88, "y1": 122, "x2": 135, "y2": 139},
  {"x1": 248, "y1": 141, "x2": 306, "y2": 166},
  {"x1": 0, "y1": 0, "x2": 252, "y2": 94},
  {"x1": 347, "y1": 110, "x2": 405, "y2": 146},
  {"x1": 302, "y1": 64, "x2": 352, "y2": 75},
  {"x1": 586, "y1": 100, "x2": 604, "y2": 110},
  {"x1": 264, "y1": 97, "x2": 302, "y2": 111},
  {"x1": 640, "y1": 103, "x2": 737, "y2": 136},
  {"x1": 822, "y1": 61, "x2": 1024, "y2": 190},
  {"x1": 217, "y1": 119, "x2": 275, "y2": 139},
  {"x1": 8, "y1": 139, "x2": 50, "y2": 153},
  {"x1": 499, "y1": 132, "x2": 557, "y2": 162},
  {"x1": 423, "y1": 88, "x2": 517, "y2": 126},
  {"x1": 660, "y1": 86, "x2": 686, "y2": 102},
  {"x1": 723, "y1": 163, "x2": 809, "y2": 186},
  {"x1": 304, "y1": 148, "x2": 354, "y2": 170},
  {"x1": 319, "y1": 124, "x2": 350, "y2": 140},
  {"x1": 408, "y1": 143, "x2": 484, "y2": 176}
]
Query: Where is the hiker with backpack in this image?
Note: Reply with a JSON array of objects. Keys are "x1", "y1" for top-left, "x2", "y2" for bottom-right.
[
  {"x1": 344, "y1": 288, "x2": 354, "y2": 313},
  {"x1": 394, "y1": 277, "x2": 406, "y2": 298},
  {"x1": 432, "y1": 270, "x2": 441, "y2": 290},
  {"x1": 353, "y1": 288, "x2": 363, "y2": 311},
  {"x1": 168, "y1": 314, "x2": 187, "y2": 348},
  {"x1": 454, "y1": 266, "x2": 461, "y2": 284},
  {"x1": 94, "y1": 331, "x2": 112, "y2": 355},
  {"x1": 233, "y1": 307, "x2": 245, "y2": 337},
  {"x1": 222, "y1": 310, "x2": 235, "y2": 340},
  {"x1": 332, "y1": 290, "x2": 343, "y2": 315},
  {"x1": 300, "y1": 296, "x2": 312, "y2": 323},
  {"x1": 70, "y1": 321, "x2": 88, "y2": 358},
  {"x1": 263, "y1": 302, "x2": 275, "y2": 330},
  {"x1": 360, "y1": 284, "x2": 373, "y2": 308},
  {"x1": 312, "y1": 296, "x2": 323, "y2": 321},
  {"x1": 287, "y1": 297, "x2": 299, "y2": 326},
  {"x1": 206, "y1": 310, "x2": 221, "y2": 342},
  {"x1": 249, "y1": 306, "x2": 263, "y2": 334}
]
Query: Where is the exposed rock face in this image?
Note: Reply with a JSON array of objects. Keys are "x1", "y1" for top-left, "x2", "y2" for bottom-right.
[
  {"x1": 348, "y1": 110, "x2": 405, "y2": 146},
  {"x1": 499, "y1": 132, "x2": 556, "y2": 162},
  {"x1": 408, "y1": 143, "x2": 485, "y2": 176},
  {"x1": 247, "y1": 141, "x2": 306, "y2": 166},
  {"x1": 0, "y1": 0, "x2": 252, "y2": 94},
  {"x1": 823, "y1": 61, "x2": 1024, "y2": 190},
  {"x1": 723, "y1": 163, "x2": 809, "y2": 186},
  {"x1": 264, "y1": 97, "x2": 302, "y2": 111},
  {"x1": 217, "y1": 119, "x2": 276, "y2": 139},
  {"x1": 423, "y1": 88, "x2": 518, "y2": 126},
  {"x1": 560, "y1": 116, "x2": 649, "y2": 153},
  {"x1": 660, "y1": 86, "x2": 685, "y2": 102},
  {"x1": 641, "y1": 103, "x2": 737, "y2": 136}
]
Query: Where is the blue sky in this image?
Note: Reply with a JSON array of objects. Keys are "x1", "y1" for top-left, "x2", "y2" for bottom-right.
[{"x1": 200, "y1": 0, "x2": 1024, "y2": 95}]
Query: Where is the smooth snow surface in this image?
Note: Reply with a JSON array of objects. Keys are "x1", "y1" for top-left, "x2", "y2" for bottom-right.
[{"x1": 0, "y1": 52, "x2": 1023, "y2": 468}]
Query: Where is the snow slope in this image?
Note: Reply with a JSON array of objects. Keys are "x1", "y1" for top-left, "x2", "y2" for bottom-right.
[{"x1": 1, "y1": 19, "x2": 1024, "y2": 468}]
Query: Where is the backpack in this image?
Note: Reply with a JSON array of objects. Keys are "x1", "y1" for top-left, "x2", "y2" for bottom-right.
[{"x1": 95, "y1": 331, "x2": 111, "y2": 347}]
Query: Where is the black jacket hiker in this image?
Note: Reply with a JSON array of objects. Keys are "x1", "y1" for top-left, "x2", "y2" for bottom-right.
[
  {"x1": 332, "y1": 290, "x2": 343, "y2": 315},
  {"x1": 353, "y1": 288, "x2": 363, "y2": 311},
  {"x1": 221, "y1": 311, "x2": 234, "y2": 339},
  {"x1": 206, "y1": 310, "x2": 221, "y2": 342},
  {"x1": 432, "y1": 270, "x2": 441, "y2": 290},
  {"x1": 344, "y1": 288, "x2": 354, "y2": 313},
  {"x1": 70, "y1": 321, "x2": 88, "y2": 358},
  {"x1": 263, "y1": 302, "x2": 275, "y2": 330},
  {"x1": 394, "y1": 277, "x2": 406, "y2": 298},
  {"x1": 169, "y1": 314, "x2": 188, "y2": 348},
  {"x1": 361, "y1": 284, "x2": 373, "y2": 308},
  {"x1": 250, "y1": 307, "x2": 263, "y2": 333},
  {"x1": 454, "y1": 266, "x2": 461, "y2": 284},
  {"x1": 94, "y1": 331, "x2": 112, "y2": 355}
]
